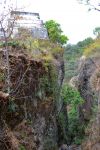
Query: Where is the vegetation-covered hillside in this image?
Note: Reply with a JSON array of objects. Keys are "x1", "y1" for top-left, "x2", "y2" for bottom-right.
[{"x1": 64, "y1": 37, "x2": 93, "y2": 81}]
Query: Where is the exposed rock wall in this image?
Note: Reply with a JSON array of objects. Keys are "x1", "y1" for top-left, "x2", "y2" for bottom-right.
[
  {"x1": 76, "y1": 55, "x2": 100, "y2": 150},
  {"x1": 0, "y1": 43, "x2": 64, "y2": 150},
  {"x1": 77, "y1": 57, "x2": 96, "y2": 122}
]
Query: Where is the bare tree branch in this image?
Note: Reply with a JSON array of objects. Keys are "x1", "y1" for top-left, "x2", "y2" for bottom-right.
[{"x1": 78, "y1": 0, "x2": 100, "y2": 11}]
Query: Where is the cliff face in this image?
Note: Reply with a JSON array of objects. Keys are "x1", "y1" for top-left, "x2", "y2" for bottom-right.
[
  {"x1": 77, "y1": 57, "x2": 97, "y2": 122},
  {"x1": 0, "y1": 41, "x2": 64, "y2": 150},
  {"x1": 76, "y1": 55, "x2": 100, "y2": 150}
]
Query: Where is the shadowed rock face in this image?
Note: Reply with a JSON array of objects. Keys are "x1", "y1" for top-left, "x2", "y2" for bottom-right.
[
  {"x1": 76, "y1": 55, "x2": 100, "y2": 150},
  {"x1": 81, "y1": 105, "x2": 100, "y2": 150},
  {"x1": 76, "y1": 57, "x2": 100, "y2": 122},
  {"x1": 59, "y1": 144, "x2": 68, "y2": 150},
  {"x1": 0, "y1": 45, "x2": 64, "y2": 150}
]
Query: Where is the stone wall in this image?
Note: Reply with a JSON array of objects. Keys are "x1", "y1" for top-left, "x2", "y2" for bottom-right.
[{"x1": 9, "y1": 11, "x2": 49, "y2": 39}]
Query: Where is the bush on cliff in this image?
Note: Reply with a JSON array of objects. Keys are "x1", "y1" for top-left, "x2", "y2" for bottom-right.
[{"x1": 61, "y1": 84, "x2": 85, "y2": 145}]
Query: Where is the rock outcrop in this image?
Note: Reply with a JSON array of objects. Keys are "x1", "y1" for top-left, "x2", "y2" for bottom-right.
[
  {"x1": 76, "y1": 54, "x2": 100, "y2": 150},
  {"x1": 0, "y1": 40, "x2": 64, "y2": 150},
  {"x1": 69, "y1": 56, "x2": 98, "y2": 122}
]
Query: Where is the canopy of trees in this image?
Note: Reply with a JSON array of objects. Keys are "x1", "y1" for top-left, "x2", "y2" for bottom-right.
[
  {"x1": 93, "y1": 27, "x2": 100, "y2": 38},
  {"x1": 45, "y1": 20, "x2": 68, "y2": 45},
  {"x1": 64, "y1": 37, "x2": 93, "y2": 81},
  {"x1": 84, "y1": 38, "x2": 100, "y2": 57}
]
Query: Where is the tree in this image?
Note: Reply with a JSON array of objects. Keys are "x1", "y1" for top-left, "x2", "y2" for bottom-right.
[
  {"x1": 77, "y1": 37, "x2": 93, "y2": 47},
  {"x1": 93, "y1": 27, "x2": 100, "y2": 39},
  {"x1": 78, "y1": 0, "x2": 100, "y2": 11},
  {"x1": 64, "y1": 37, "x2": 93, "y2": 81},
  {"x1": 45, "y1": 20, "x2": 68, "y2": 45}
]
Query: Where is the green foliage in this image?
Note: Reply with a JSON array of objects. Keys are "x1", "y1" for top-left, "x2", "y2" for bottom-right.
[
  {"x1": 0, "y1": 41, "x2": 19, "y2": 48},
  {"x1": 8, "y1": 27, "x2": 64, "y2": 63},
  {"x1": 61, "y1": 84, "x2": 85, "y2": 144},
  {"x1": 84, "y1": 39, "x2": 100, "y2": 57},
  {"x1": 11, "y1": 36, "x2": 64, "y2": 60},
  {"x1": 93, "y1": 27, "x2": 100, "y2": 38},
  {"x1": 61, "y1": 84, "x2": 83, "y2": 107},
  {"x1": 19, "y1": 145, "x2": 26, "y2": 150},
  {"x1": 0, "y1": 72, "x2": 5, "y2": 82},
  {"x1": 77, "y1": 37, "x2": 94, "y2": 48},
  {"x1": 64, "y1": 37, "x2": 93, "y2": 81},
  {"x1": 58, "y1": 111, "x2": 68, "y2": 143},
  {"x1": 8, "y1": 97, "x2": 17, "y2": 112},
  {"x1": 45, "y1": 20, "x2": 68, "y2": 45},
  {"x1": 39, "y1": 64, "x2": 57, "y2": 98}
]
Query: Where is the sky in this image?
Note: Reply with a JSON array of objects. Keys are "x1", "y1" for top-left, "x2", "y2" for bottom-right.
[{"x1": 3, "y1": 0, "x2": 100, "y2": 44}]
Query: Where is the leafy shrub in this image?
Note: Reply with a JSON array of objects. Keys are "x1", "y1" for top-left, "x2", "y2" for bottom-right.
[
  {"x1": 61, "y1": 84, "x2": 85, "y2": 144},
  {"x1": 84, "y1": 39, "x2": 100, "y2": 57},
  {"x1": 61, "y1": 84, "x2": 83, "y2": 106},
  {"x1": 0, "y1": 41, "x2": 19, "y2": 48},
  {"x1": 19, "y1": 145, "x2": 26, "y2": 150},
  {"x1": 58, "y1": 111, "x2": 68, "y2": 144},
  {"x1": 64, "y1": 37, "x2": 94, "y2": 81},
  {"x1": 45, "y1": 20, "x2": 68, "y2": 45},
  {"x1": 0, "y1": 72, "x2": 5, "y2": 82}
]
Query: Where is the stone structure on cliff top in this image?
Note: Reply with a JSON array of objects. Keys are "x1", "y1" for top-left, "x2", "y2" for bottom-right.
[{"x1": 8, "y1": 11, "x2": 48, "y2": 39}]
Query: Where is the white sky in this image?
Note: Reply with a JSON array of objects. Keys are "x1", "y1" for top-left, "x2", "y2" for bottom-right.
[{"x1": 13, "y1": 0, "x2": 100, "y2": 43}]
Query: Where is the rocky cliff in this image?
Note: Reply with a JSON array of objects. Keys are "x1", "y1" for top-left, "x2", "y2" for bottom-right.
[
  {"x1": 76, "y1": 51, "x2": 100, "y2": 149},
  {"x1": 0, "y1": 40, "x2": 64, "y2": 150}
]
